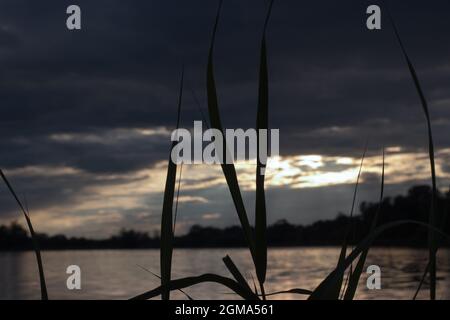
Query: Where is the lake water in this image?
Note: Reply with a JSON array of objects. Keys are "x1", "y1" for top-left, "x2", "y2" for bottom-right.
[{"x1": 1, "y1": 248, "x2": 449, "y2": 300}]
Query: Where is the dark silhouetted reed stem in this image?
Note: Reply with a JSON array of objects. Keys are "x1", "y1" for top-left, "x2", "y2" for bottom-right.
[
  {"x1": 255, "y1": 0, "x2": 275, "y2": 300},
  {"x1": 309, "y1": 144, "x2": 367, "y2": 300},
  {"x1": 206, "y1": 0, "x2": 257, "y2": 269},
  {"x1": 131, "y1": 273, "x2": 259, "y2": 300},
  {"x1": 344, "y1": 148, "x2": 385, "y2": 300},
  {"x1": 223, "y1": 255, "x2": 256, "y2": 298},
  {"x1": 160, "y1": 67, "x2": 184, "y2": 300},
  {"x1": 387, "y1": 9, "x2": 438, "y2": 300},
  {"x1": 0, "y1": 169, "x2": 48, "y2": 300},
  {"x1": 310, "y1": 220, "x2": 450, "y2": 300}
]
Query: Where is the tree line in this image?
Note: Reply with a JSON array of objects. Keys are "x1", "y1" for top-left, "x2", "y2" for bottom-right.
[{"x1": 1, "y1": 185, "x2": 449, "y2": 250}]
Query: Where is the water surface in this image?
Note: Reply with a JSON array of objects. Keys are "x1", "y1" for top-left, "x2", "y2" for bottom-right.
[{"x1": 1, "y1": 248, "x2": 449, "y2": 300}]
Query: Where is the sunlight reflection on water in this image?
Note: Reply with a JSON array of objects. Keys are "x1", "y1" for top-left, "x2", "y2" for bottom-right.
[{"x1": 0, "y1": 248, "x2": 449, "y2": 300}]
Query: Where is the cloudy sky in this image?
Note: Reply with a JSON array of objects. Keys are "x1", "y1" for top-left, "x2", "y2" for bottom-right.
[{"x1": 1, "y1": 0, "x2": 450, "y2": 237}]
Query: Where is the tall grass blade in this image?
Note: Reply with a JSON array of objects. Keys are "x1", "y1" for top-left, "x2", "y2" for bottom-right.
[
  {"x1": 255, "y1": 0, "x2": 275, "y2": 299},
  {"x1": 413, "y1": 261, "x2": 429, "y2": 300},
  {"x1": 222, "y1": 255, "x2": 257, "y2": 299},
  {"x1": 188, "y1": 85, "x2": 211, "y2": 129},
  {"x1": 311, "y1": 220, "x2": 450, "y2": 300},
  {"x1": 173, "y1": 164, "x2": 183, "y2": 233},
  {"x1": 137, "y1": 265, "x2": 193, "y2": 300},
  {"x1": 309, "y1": 143, "x2": 367, "y2": 300},
  {"x1": 131, "y1": 273, "x2": 259, "y2": 300},
  {"x1": 387, "y1": 9, "x2": 438, "y2": 299},
  {"x1": 250, "y1": 273, "x2": 259, "y2": 296},
  {"x1": 206, "y1": 0, "x2": 256, "y2": 263},
  {"x1": 413, "y1": 192, "x2": 449, "y2": 299},
  {"x1": 264, "y1": 288, "x2": 312, "y2": 297},
  {"x1": 0, "y1": 169, "x2": 48, "y2": 300},
  {"x1": 160, "y1": 67, "x2": 184, "y2": 300},
  {"x1": 344, "y1": 148, "x2": 385, "y2": 300}
]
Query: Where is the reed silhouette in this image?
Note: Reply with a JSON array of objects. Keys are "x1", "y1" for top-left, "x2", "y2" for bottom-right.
[{"x1": 1, "y1": 0, "x2": 449, "y2": 300}]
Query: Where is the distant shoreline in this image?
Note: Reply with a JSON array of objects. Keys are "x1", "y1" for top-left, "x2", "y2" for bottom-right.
[{"x1": 2, "y1": 185, "x2": 449, "y2": 252}]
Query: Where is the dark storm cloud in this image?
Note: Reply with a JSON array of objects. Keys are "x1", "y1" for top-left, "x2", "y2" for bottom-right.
[
  {"x1": 0, "y1": 162, "x2": 152, "y2": 219},
  {"x1": 0, "y1": 0, "x2": 449, "y2": 158},
  {"x1": 1, "y1": 0, "x2": 450, "y2": 234},
  {"x1": 0, "y1": 129, "x2": 170, "y2": 173}
]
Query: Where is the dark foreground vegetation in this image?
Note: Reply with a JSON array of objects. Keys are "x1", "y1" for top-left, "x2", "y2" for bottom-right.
[
  {"x1": 0, "y1": 1, "x2": 447, "y2": 300},
  {"x1": 2, "y1": 185, "x2": 449, "y2": 251}
]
